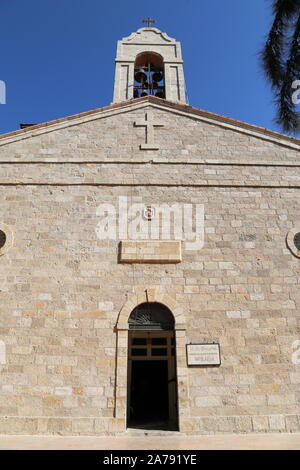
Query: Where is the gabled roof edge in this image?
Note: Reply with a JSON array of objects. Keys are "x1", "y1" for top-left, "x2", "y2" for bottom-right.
[{"x1": 0, "y1": 96, "x2": 300, "y2": 149}]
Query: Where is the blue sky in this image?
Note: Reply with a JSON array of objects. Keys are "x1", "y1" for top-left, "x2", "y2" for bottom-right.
[{"x1": 0, "y1": 0, "x2": 282, "y2": 135}]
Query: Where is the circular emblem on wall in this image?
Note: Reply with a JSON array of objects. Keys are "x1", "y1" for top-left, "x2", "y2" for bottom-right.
[
  {"x1": 143, "y1": 205, "x2": 155, "y2": 221},
  {"x1": 0, "y1": 230, "x2": 6, "y2": 249},
  {"x1": 286, "y1": 226, "x2": 300, "y2": 258},
  {"x1": 0, "y1": 224, "x2": 13, "y2": 292},
  {"x1": 294, "y1": 232, "x2": 300, "y2": 250},
  {"x1": 0, "y1": 225, "x2": 13, "y2": 256}
]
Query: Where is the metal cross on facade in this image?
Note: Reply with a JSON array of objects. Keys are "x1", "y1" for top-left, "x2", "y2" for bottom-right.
[
  {"x1": 134, "y1": 111, "x2": 164, "y2": 150},
  {"x1": 142, "y1": 17, "x2": 156, "y2": 28}
]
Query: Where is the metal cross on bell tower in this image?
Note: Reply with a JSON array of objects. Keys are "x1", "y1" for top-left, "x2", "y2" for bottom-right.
[{"x1": 142, "y1": 17, "x2": 156, "y2": 28}]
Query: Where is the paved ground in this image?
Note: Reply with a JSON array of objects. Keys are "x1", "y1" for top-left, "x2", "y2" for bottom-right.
[{"x1": 0, "y1": 433, "x2": 299, "y2": 450}]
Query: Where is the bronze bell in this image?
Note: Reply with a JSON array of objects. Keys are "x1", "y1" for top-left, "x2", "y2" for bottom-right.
[
  {"x1": 141, "y1": 91, "x2": 148, "y2": 97},
  {"x1": 155, "y1": 90, "x2": 165, "y2": 98},
  {"x1": 152, "y1": 71, "x2": 163, "y2": 82},
  {"x1": 134, "y1": 70, "x2": 147, "y2": 83}
]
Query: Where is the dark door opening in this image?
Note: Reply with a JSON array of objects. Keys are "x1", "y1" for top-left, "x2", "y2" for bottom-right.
[
  {"x1": 128, "y1": 360, "x2": 169, "y2": 429},
  {"x1": 127, "y1": 304, "x2": 179, "y2": 431}
]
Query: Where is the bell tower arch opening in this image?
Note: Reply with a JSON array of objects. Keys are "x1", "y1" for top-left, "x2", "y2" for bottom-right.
[
  {"x1": 133, "y1": 52, "x2": 165, "y2": 99},
  {"x1": 127, "y1": 302, "x2": 179, "y2": 431}
]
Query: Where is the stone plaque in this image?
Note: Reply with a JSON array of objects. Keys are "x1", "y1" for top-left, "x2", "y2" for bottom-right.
[
  {"x1": 119, "y1": 240, "x2": 182, "y2": 263},
  {"x1": 186, "y1": 343, "x2": 221, "y2": 366}
]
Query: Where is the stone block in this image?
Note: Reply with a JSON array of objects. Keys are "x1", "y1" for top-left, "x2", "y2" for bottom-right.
[
  {"x1": 72, "y1": 418, "x2": 94, "y2": 434},
  {"x1": 252, "y1": 416, "x2": 269, "y2": 432},
  {"x1": 269, "y1": 415, "x2": 286, "y2": 431}
]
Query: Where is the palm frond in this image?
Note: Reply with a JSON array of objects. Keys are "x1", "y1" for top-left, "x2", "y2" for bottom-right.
[
  {"x1": 276, "y1": 12, "x2": 300, "y2": 131},
  {"x1": 262, "y1": 15, "x2": 286, "y2": 88},
  {"x1": 272, "y1": 0, "x2": 300, "y2": 17},
  {"x1": 262, "y1": 0, "x2": 300, "y2": 89}
]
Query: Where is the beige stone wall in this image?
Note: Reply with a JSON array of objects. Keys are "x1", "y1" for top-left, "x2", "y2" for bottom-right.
[{"x1": 0, "y1": 103, "x2": 299, "y2": 435}]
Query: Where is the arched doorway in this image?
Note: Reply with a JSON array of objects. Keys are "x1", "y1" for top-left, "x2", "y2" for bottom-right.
[{"x1": 127, "y1": 302, "x2": 178, "y2": 431}]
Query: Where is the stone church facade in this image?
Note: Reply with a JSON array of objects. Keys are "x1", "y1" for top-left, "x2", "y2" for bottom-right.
[{"x1": 0, "y1": 26, "x2": 299, "y2": 436}]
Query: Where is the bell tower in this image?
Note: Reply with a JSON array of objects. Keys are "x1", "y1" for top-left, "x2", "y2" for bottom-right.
[{"x1": 113, "y1": 19, "x2": 187, "y2": 104}]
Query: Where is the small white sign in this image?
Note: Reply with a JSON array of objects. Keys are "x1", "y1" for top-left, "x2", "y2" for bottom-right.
[{"x1": 186, "y1": 343, "x2": 220, "y2": 366}]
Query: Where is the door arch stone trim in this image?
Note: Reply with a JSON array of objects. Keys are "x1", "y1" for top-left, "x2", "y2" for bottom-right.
[
  {"x1": 116, "y1": 288, "x2": 187, "y2": 331},
  {"x1": 114, "y1": 287, "x2": 189, "y2": 432}
]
